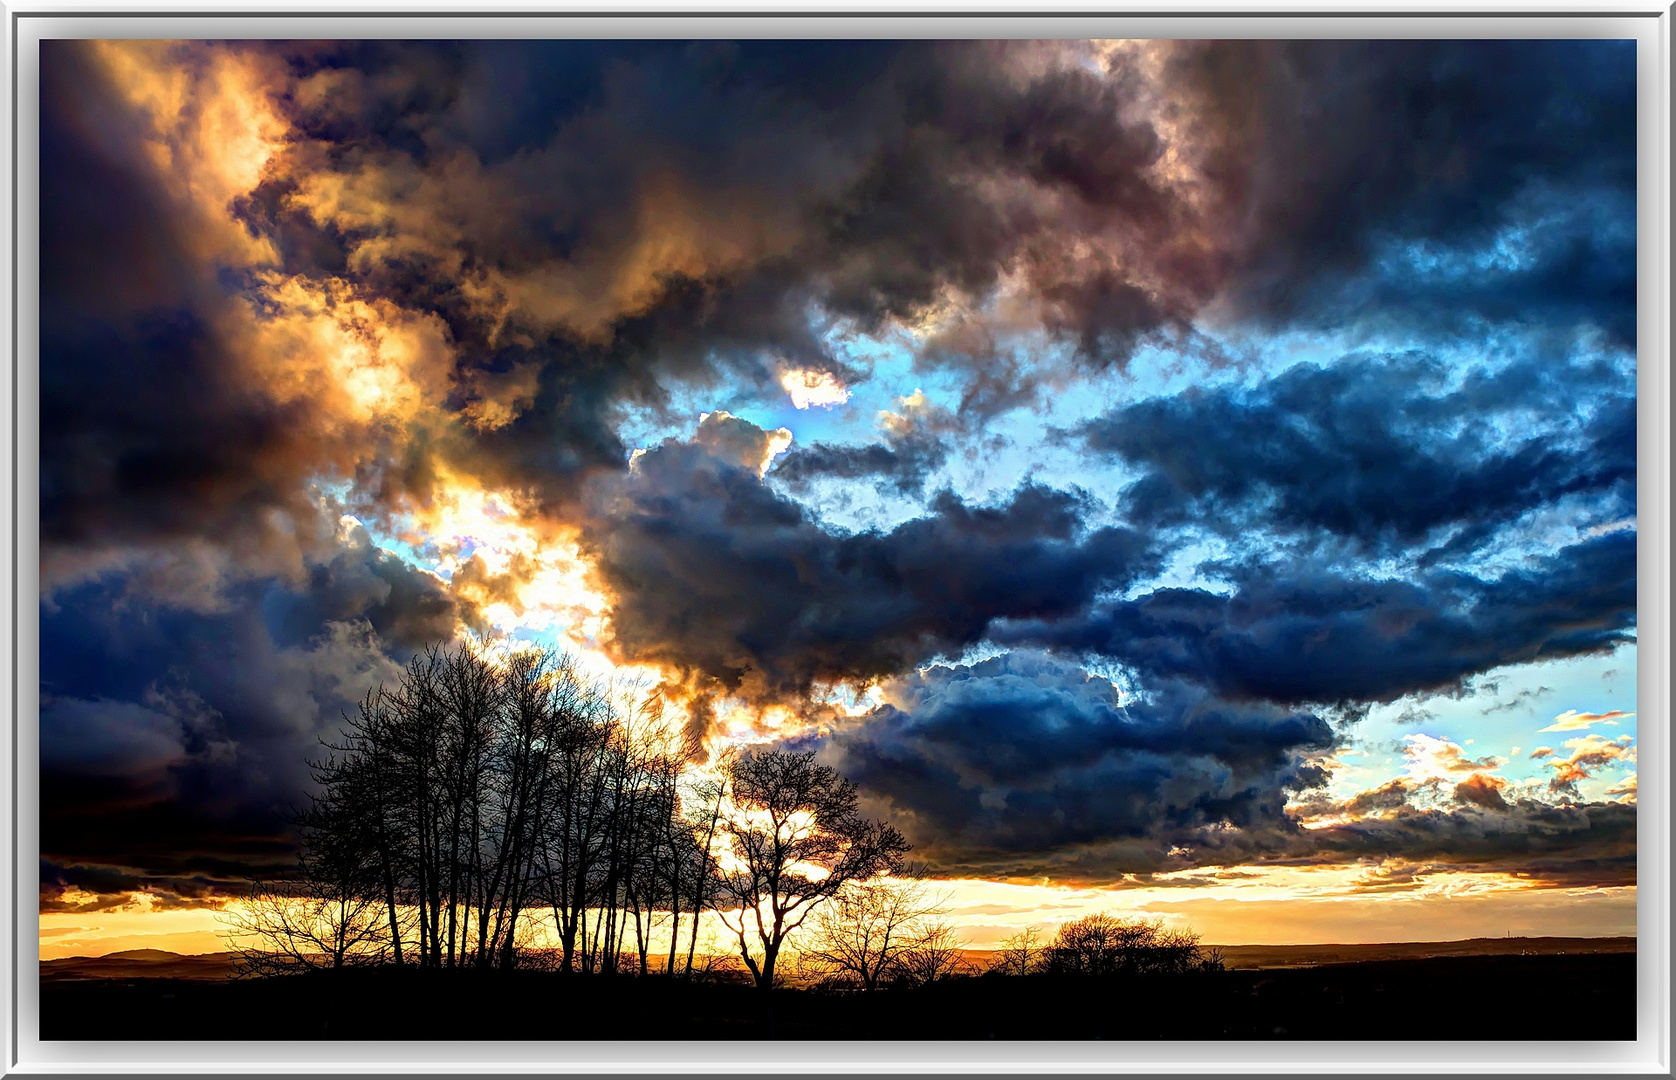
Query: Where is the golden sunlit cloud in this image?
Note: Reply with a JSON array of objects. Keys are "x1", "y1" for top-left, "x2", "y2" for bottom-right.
[
  {"x1": 379, "y1": 471, "x2": 620, "y2": 660},
  {"x1": 694, "y1": 411, "x2": 794, "y2": 476},
  {"x1": 1604, "y1": 774, "x2": 1637, "y2": 802},
  {"x1": 780, "y1": 368, "x2": 851, "y2": 409},
  {"x1": 1540, "y1": 708, "x2": 1633, "y2": 733},
  {"x1": 1399, "y1": 733, "x2": 1505, "y2": 783},
  {"x1": 88, "y1": 40, "x2": 287, "y2": 267}
]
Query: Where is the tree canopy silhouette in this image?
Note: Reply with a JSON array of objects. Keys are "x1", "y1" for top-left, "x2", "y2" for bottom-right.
[
  {"x1": 714, "y1": 749, "x2": 910, "y2": 990},
  {"x1": 224, "y1": 644, "x2": 714, "y2": 976},
  {"x1": 1040, "y1": 914, "x2": 1220, "y2": 978}
]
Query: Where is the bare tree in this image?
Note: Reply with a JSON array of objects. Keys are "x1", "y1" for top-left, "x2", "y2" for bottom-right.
[
  {"x1": 222, "y1": 877, "x2": 391, "y2": 977},
  {"x1": 224, "y1": 713, "x2": 407, "y2": 975},
  {"x1": 989, "y1": 925, "x2": 1045, "y2": 977},
  {"x1": 538, "y1": 663, "x2": 619, "y2": 973},
  {"x1": 678, "y1": 750, "x2": 733, "y2": 979},
  {"x1": 715, "y1": 750, "x2": 909, "y2": 991},
  {"x1": 1040, "y1": 914, "x2": 1209, "y2": 977},
  {"x1": 306, "y1": 690, "x2": 409, "y2": 967},
  {"x1": 892, "y1": 918, "x2": 967, "y2": 986},
  {"x1": 473, "y1": 649, "x2": 561, "y2": 968},
  {"x1": 799, "y1": 874, "x2": 944, "y2": 990}
]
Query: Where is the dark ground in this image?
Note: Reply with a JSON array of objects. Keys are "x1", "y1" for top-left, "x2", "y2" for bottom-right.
[{"x1": 41, "y1": 952, "x2": 1635, "y2": 1041}]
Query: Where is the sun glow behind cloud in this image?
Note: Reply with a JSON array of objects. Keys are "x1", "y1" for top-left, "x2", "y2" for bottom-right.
[{"x1": 780, "y1": 368, "x2": 851, "y2": 410}]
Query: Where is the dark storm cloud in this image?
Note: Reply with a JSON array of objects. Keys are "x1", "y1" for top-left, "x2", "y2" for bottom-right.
[
  {"x1": 39, "y1": 36, "x2": 1641, "y2": 899},
  {"x1": 1080, "y1": 352, "x2": 1635, "y2": 556},
  {"x1": 804, "y1": 653, "x2": 1334, "y2": 878},
  {"x1": 250, "y1": 38, "x2": 1224, "y2": 442},
  {"x1": 40, "y1": 859, "x2": 253, "y2": 913},
  {"x1": 40, "y1": 46, "x2": 335, "y2": 574},
  {"x1": 772, "y1": 438, "x2": 946, "y2": 496},
  {"x1": 1002, "y1": 530, "x2": 1636, "y2": 708},
  {"x1": 587, "y1": 424, "x2": 1158, "y2": 702},
  {"x1": 40, "y1": 304, "x2": 334, "y2": 578},
  {"x1": 264, "y1": 524, "x2": 466, "y2": 648},
  {"x1": 40, "y1": 42, "x2": 480, "y2": 606},
  {"x1": 772, "y1": 397, "x2": 958, "y2": 497},
  {"x1": 1171, "y1": 38, "x2": 1636, "y2": 342},
  {"x1": 795, "y1": 654, "x2": 1632, "y2": 884},
  {"x1": 802, "y1": 45, "x2": 1206, "y2": 364},
  {"x1": 36, "y1": 541, "x2": 441, "y2": 885},
  {"x1": 40, "y1": 765, "x2": 301, "y2": 897},
  {"x1": 1303, "y1": 800, "x2": 1636, "y2": 887}
]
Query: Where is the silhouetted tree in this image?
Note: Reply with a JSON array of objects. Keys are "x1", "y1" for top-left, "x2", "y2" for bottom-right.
[
  {"x1": 989, "y1": 925, "x2": 1045, "y2": 977},
  {"x1": 799, "y1": 873, "x2": 946, "y2": 990},
  {"x1": 891, "y1": 918, "x2": 967, "y2": 986},
  {"x1": 230, "y1": 645, "x2": 923, "y2": 987},
  {"x1": 678, "y1": 757, "x2": 732, "y2": 979},
  {"x1": 1041, "y1": 914, "x2": 1208, "y2": 977},
  {"x1": 715, "y1": 750, "x2": 909, "y2": 991},
  {"x1": 223, "y1": 874, "x2": 391, "y2": 976},
  {"x1": 537, "y1": 662, "x2": 619, "y2": 973}
]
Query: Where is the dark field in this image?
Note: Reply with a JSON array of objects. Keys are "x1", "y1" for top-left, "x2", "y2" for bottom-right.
[{"x1": 41, "y1": 950, "x2": 1635, "y2": 1041}]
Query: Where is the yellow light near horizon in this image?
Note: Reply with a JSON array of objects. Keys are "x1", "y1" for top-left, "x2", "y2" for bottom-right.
[
  {"x1": 41, "y1": 868, "x2": 1637, "y2": 961},
  {"x1": 40, "y1": 902, "x2": 233, "y2": 961}
]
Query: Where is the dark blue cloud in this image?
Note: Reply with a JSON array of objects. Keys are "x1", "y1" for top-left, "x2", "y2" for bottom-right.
[
  {"x1": 1176, "y1": 39, "x2": 1636, "y2": 341},
  {"x1": 771, "y1": 430, "x2": 950, "y2": 498},
  {"x1": 1299, "y1": 801, "x2": 1636, "y2": 888},
  {"x1": 804, "y1": 653, "x2": 1333, "y2": 877},
  {"x1": 1332, "y1": 187, "x2": 1636, "y2": 346},
  {"x1": 1003, "y1": 530, "x2": 1636, "y2": 707},
  {"x1": 800, "y1": 652, "x2": 1633, "y2": 884},
  {"x1": 589, "y1": 429, "x2": 1158, "y2": 701},
  {"x1": 38, "y1": 532, "x2": 452, "y2": 886},
  {"x1": 1081, "y1": 352, "x2": 1633, "y2": 558},
  {"x1": 771, "y1": 398, "x2": 956, "y2": 497}
]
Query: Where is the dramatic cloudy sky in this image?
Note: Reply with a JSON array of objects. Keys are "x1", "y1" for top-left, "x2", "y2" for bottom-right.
[{"x1": 38, "y1": 38, "x2": 1638, "y2": 954}]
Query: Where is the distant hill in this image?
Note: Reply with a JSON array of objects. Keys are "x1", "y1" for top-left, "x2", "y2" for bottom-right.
[
  {"x1": 40, "y1": 950, "x2": 239, "y2": 982},
  {"x1": 1205, "y1": 936, "x2": 1635, "y2": 970},
  {"x1": 41, "y1": 935, "x2": 1635, "y2": 982},
  {"x1": 953, "y1": 935, "x2": 1634, "y2": 972}
]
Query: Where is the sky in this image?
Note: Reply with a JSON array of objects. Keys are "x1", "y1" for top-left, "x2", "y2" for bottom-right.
[{"x1": 37, "y1": 38, "x2": 1639, "y2": 957}]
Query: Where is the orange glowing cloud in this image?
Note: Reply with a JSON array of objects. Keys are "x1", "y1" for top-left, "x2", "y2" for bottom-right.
[
  {"x1": 1546, "y1": 734, "x2": 1636, "y2": 795},
  {"x1": 86, "y1": 41, "x2": 288, "y2": 267}
]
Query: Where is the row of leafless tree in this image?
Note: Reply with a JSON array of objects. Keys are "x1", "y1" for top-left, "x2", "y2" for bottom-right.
[{"x1": 224, "y1": 644, "x2": 908, "y2": 989}]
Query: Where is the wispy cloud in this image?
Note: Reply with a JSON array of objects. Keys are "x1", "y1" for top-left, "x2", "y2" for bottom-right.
[{"x1": 1539, "y1": 709, "x2": 1633, "y2": 733}]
